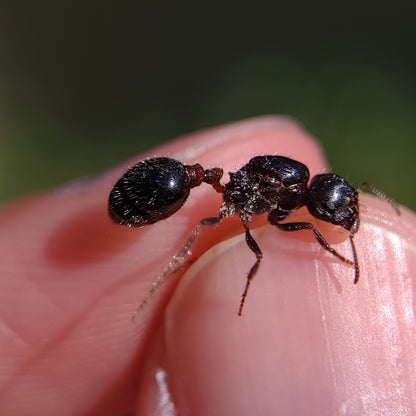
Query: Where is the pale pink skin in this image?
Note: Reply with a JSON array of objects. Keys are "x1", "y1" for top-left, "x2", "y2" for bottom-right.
[{"x1": 0, "y1": 116, "x2": 415, "y2": 416}]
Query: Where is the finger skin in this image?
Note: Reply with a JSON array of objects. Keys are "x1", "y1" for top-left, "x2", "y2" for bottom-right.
[{"x1": 0, "y1": 116, "x2": 414, "y2": 416}]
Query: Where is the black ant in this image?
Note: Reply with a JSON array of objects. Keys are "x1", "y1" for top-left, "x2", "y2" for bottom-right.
[{"x1": 108, "y1": 155, "x2": 400, "y2": 316}]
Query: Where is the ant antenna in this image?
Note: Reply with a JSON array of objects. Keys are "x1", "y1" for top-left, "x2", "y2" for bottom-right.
[{"x1": 359, "y1": 182, "x2": 401, "y2": 215}]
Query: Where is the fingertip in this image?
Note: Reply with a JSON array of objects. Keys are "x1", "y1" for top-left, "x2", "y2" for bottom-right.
[{"x1": 161, "y1": 230, "x2": 340, "y2": 414}]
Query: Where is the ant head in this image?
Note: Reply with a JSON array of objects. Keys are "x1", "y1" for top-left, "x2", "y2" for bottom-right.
[
  {"x1": 108, "y1": 157, "x2": 192, "y2": 226},
  {"x1": 305, "y1": 173, "x2": 359, "y2": 233}
]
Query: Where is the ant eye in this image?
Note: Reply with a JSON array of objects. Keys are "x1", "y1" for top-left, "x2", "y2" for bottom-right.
[
  {"x1": 108, "y1": 157, "x2": 192, "y2": 227},
  {"x1": 306, "y1": 174, "x2": 358, "y2": 231}
]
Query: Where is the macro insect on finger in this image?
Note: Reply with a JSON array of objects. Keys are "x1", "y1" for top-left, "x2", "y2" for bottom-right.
[{"x1": 108, "y1": 155, "x2": 400, "y2": 316}]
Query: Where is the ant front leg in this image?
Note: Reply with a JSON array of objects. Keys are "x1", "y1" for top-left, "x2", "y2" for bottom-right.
[
  {"x1": 268, "y1": 211, "x2": 357, "y2": 279},
  {"x1": 239, "y1": 223, "x2": 263, "y2": 316}
]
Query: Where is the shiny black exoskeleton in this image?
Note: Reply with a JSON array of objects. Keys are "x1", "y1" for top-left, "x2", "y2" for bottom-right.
[
  {"x1": 109, "y1": 157, "x2": 224, "y2": 226},
  {"x1": 108, "y1": 155, "x2": 400, "y2": 315},
  {"x1": 222, "y1": 155, "x2": 359, "y2": 230},
  {"x1": 109, "y1": 158, "x2": 195, "y2": 226}
]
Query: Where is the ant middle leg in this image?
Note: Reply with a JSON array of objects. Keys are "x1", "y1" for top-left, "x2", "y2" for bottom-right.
[{"x1": 239, "y1": 223, "x2": 263, "y2": 316}]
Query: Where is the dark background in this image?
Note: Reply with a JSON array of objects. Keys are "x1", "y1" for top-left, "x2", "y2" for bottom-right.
[{"x1": 1, "y1": 1, "x2": 415, "y2": 209}]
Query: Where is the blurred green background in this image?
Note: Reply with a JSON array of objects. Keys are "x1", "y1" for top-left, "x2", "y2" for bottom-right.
[{"x1": 0, "y1": 1, "x2": 415, "y2": 209}]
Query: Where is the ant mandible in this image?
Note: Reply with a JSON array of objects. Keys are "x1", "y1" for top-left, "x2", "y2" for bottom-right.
[{"x1": 108, "y1": 155, "x2": 400, "y2": 316}]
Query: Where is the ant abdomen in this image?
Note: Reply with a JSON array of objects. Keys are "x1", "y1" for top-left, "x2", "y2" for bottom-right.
[{"x1": 108, "y1": 157, "x2": 192, "y2": 227}]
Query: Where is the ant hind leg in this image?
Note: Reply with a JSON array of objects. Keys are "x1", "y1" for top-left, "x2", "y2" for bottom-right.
[{"x1": 135, "y1": 214, "x2": 225, "y2": 318}]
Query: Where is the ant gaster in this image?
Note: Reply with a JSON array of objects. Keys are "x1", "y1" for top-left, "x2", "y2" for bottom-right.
[{"x1": 108, "y1": 155, "x2": 400, "y2": 316}]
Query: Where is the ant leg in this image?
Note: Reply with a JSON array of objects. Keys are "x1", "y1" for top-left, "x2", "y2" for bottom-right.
[
  {"x1": 135, "y1": 215, "x2": 224, "y2": 317},
  {"x1": 268, "y1": 217, "x2": 360, "y2": 284},
  {"x1": 359, "y1": 182, "x2": 401, "y2": 215},
  {"x1": 269, "y1": 220, "x2": 353, "y2": 265},
  {"x1": 349, "y1": 234, "x2": 360, "y2": 284},
  {"x1": 239, "y1": 223, "x2": 263, "y2": 316}
]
